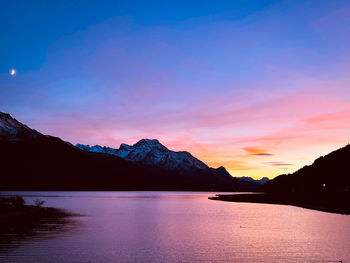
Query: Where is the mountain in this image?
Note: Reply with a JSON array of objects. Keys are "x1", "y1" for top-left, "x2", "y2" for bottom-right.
[
  {"x1": 236, "y1": 176, "x2": 269, "y2": 185},
  {"x1": 0, "y1": 112, "x2": 258, "y2": 191},
  {"x1": 0, "y1": 112, "x2": 158, "y2": 190},
  {"x1": 0, "y1": 112, "x2": 43, "y2": 141},
  {"x1": 77, "y1": 140, "x2": 209, "y2": 171},
  {"x1": 77, "y1": 141, "x2": 268, "y2": 186},
  {"x1": 260, "y1": 144, "x2": 350, "y2": 193},
  {"x1": 212, "y1": 145, "x2": 350, "y2": 214},
  {"x1": 76, "y1": 140, "x2": 259, "y2": 191},
  {"x1": 76, "y1": 144, "x2": 118, "y2": 155}
]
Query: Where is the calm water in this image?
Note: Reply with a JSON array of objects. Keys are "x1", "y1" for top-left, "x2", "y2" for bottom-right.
[{"x1": 1, "y1": 191, "x2": 349, "y2": 262}]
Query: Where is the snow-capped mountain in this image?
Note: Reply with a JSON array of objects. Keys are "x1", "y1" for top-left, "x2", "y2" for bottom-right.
[
  {"x1": 76, "y1": 144, "x2": 118, "y2": 155},
  {"x1": 77, "y1": 139, "x2": 209, "y2": 171},
  {"x1": 0, "y1": 112, "x2": 42, "y2": 140},
  {"x1": 0, "y1": 111, "x2": 259, "y2": 191},
  {"x1": 76, "y1": 139, "x2": 264, "y2": 188},
  {"x1": 75, "y1": 138, "x2": 254, "y2": 189}
]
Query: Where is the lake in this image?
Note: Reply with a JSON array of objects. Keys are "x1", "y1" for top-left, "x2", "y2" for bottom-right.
[{"x1": 1, "y1": 191, "x2": 349, "y2": 262}]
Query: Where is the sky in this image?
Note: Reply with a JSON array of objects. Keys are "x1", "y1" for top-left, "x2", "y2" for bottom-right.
[{"x1": 1, "y1": 0, "x2": 350, "y2": 179}]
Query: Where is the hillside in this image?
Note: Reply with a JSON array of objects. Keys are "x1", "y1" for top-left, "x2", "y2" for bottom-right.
[
  {"x1": 77, "y1": 141, "x2": 266, "y2": 186},
  {"x1": 211, "y1": 144, "x2": 350, "y2": 214},
  {"x1": 261, "y1": 144, "x2": 350, "y2": 193},
  {"x1": 0, "y1": 112, "x2": 258, "y2": 191}
]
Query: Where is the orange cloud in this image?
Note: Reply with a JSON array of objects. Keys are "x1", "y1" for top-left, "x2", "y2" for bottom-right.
[
  {"x1": 25, "y1": 75, "x2": 350, "y2": 180},
  {"x1": 243, "y1": 147, "x2": 273, "y2": 156},
  {"x1": 265, "y1": 162, "x2": 294, "y2": 166}
]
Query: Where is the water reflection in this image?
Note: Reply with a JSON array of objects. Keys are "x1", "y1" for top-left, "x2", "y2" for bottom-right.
[
  {"x1": 0, "y1": 192, "x2": 348, "y2": 263},
  {"x1": 0, "y1": 214, "x2": 79, "y2": 257}
]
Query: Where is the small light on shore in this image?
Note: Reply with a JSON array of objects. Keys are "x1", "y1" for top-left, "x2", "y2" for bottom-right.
[
  {"x1": 323, "y1": 184, "x2": 326, "y2": 187},
  {"x1": 10, "y1": 69, "x2": 16, "y2": 76}
]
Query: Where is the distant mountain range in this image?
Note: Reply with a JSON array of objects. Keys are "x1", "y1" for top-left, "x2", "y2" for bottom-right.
[
  {"x1": 236, "y1": 176, "x2": 269, "y2": 185},
  {"x1": 260, "y1": 144, "x2": 350, "y2": 193},
  {"x1": 0, "y1": 112, "x2": 259, "y2": 191},
  {"x1": 76, "y1": 139, "x2": 209, "y2": 171}
]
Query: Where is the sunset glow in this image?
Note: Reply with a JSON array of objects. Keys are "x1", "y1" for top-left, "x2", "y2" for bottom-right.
[{"x1": 1, "y1": 1, "x2": 350, "y2": 179}]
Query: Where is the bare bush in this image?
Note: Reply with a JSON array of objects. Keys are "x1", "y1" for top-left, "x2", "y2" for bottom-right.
[{"x1": 34, "y1": 199, "x2": 46, "y2": 207}]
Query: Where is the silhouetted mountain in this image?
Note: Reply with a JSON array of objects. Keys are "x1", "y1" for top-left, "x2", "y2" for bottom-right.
[
  {"x1": 211, "y1": 145, "x2": 350, "y2": 214},
  {"x1": 78, "y1": 139, "x2": 215, "y2": 173},
  {"x1": 77, "y1": 141, "x2": 268, "y2": 188},
  {"x1": 76, "y1": 144, "x2": 118, "y2": 155},
  {"x1": 0, "y1": 112, "x2": 258, "y2": 191},
  {"x1": 77, "y1": 139, "x2": 260, "y2": 191},
  {"x1": 0, "y1": 112, "x2": 43, "y2": 140},
  {"x1": 236, "y1": 176, "x2": 269, "y2": 185},
  {"x1": 261, "y1": 144, "x2": 350, "y2": 193},
  {"x1": 78, "y1": 140, "x2": 260, "y2": 190}
]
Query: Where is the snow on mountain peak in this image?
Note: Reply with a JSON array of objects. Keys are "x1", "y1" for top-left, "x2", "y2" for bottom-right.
[
  {"x1": 133, "y1": 139, "x2": 168, "y2": 150},
  {"x1": 76, "y1": 138, "x2": 209, "y2": 171},
  {"x1": 76, "y1": 144, "x2": 118, "y2": 155},
  {"x1": 0, "y1": 112, "x2": 40, "y2": 140}
]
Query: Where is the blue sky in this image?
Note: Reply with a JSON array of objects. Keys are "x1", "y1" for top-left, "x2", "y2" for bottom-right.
[{"x1": 1, "y1": 0, "x2": 350, "y2": 178}]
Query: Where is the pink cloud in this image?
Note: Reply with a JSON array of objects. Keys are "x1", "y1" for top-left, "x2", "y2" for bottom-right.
[{"x1": 22, "y1": 65, "x2": 350, "y2": 179}]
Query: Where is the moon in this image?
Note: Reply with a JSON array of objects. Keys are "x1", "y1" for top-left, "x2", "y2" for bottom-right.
[{"x1": 10, "y1": 69, "x2": 16, "y2": 76}]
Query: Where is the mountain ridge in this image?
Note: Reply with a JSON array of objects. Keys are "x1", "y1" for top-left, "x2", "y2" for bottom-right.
[
  {"x1": 77, "y1": 139, "x2": 209, "y2": 171},
  {"x1": 210, "y1": 144, "x2": 350, "y2": 214},
  {"x1": 76, "y1": 141, "x2": 265, "y2": 185},
  {"x1": 260, "y1": 144, "x2": 350, "y2": 193},
  {"x1": 0, "y1": 112, "x2": 43, "y2": 141},
  {"x1": 0, "y1": 112, "x2": 259, "y2": 191},
  {"x1": 236, "y1": 176, "x2": 269, "y2": 185}
]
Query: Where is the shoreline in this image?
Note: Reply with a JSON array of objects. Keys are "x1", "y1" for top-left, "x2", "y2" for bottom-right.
[
  {"x1": 0, "y1": 204, "x2": 77, "y2": 235},
  {"x1": 0, "y1": 201, "x2": 78, "y2": 255},
  {"x1": 0, "y1": 196, "x2": 78, "y2": 250},
  {"x1": 0, "y1": 205, "x2": 76, "y2": 223},
  {"x1": 209, "y1": 193, "x2": 350, "y2": 215}
]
